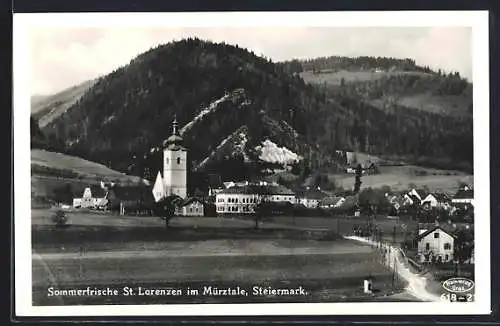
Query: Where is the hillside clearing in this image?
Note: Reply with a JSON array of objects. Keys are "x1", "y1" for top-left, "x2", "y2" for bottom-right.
[
  {"x1": 299, "y1": 70, "x2": 433, "y2": 85},
  {"x1": 333, "y1": 165, "x2": 473, "y2": 193},
  {"x1": 31, "y1": 149, "x2": 147, "y2": 198}
]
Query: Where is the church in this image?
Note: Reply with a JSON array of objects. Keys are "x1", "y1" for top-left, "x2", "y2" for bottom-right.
[{"x1": 152, "y1": 116, "x2": 188, "y2": 202}]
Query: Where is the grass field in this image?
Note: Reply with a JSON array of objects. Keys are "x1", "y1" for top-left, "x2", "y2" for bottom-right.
[
  {"x1": 31, "y1": 149, "x2": 146, "y2": 198},
  {"x1": 370, "y1": 94, "x2": 471, "y2": 117},
  {"x1": 299, "y1": 70, "x2": 432, "y2": 86},
  {"x1": 333, "y1": 165, "x2": 473, "y2": 194},
  {"x1": 31, "y1": 209, "x2": 409, "y2": 305}
]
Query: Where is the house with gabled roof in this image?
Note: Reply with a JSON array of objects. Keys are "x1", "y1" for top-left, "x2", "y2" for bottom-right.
[
  {"x1": 175, "y1": 197, "x2": 206, "y2": 217},
  {"x1": 295, "y1": 187, "x2": 328, "y2": 209},
  {"x1": 73, "y1": 185, "x2": 108, "y2": 209},
  {"x1": 414, "y1": 226, "x2": 456, "y2": 263},
  {"x1": 422, "y1": 192, "x2": 451, "y2": 209},
  {"x1": 408, "y1": 188, "x2": 429, "y2": 202}
]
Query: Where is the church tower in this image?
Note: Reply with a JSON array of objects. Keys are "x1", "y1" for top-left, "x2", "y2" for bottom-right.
[{"x1": 162, "y1": 115, "x2": 187, "y2": 199}]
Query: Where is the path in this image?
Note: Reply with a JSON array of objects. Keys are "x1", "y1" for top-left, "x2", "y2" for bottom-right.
[{"x1": 344, "y1": 235, "x2": 441, "y2": 302}]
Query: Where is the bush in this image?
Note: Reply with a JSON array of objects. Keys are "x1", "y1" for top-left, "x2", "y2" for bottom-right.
[{"x1": 52, "y1": 210, "x2": 68, "y2": 227}]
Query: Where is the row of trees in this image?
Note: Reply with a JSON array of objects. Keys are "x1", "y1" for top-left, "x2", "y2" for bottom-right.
[{"x1": 278, "y1": 56, "x2": 428, "y2": 75}]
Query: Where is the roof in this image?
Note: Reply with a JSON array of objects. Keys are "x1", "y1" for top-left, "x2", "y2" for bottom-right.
[
  {"x1": 80, "y1": 185, "x2": 106, "y2": 198},
  {"x1": 319, "y1": 196, "x2": 345, "y2": 206},
  {"x1": 406, "y1": 194, "x2": 421, "y2": 204},
  {"x1": 295, "y1": 188, "x2": 328, "y2": 200},
  {"x1": 181, "y1": 197, "x2": 205, "y2": 206},
  {"x1": 163, "y1": 116, "x2": 186, "y2": 150},
  {"x1": 426, "y1": 193, "x2": 451, "y2": 202},
  {"x1": 217, "y1": 184, "x2": 295, "y2": 196},
  {"x1": 454, "y1": 189, "x2": 474, "y2": 199},
  {"x1": 414, "y1": 226, "x2": 456, "y2": 241},
  {"x1": 409, "y1": 188, "x2": 429, "y2": 200}
]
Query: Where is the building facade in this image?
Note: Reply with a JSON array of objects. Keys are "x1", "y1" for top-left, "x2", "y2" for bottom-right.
[
  {"x1": 295, "y1": 188, "x2": 328, "y2": 209},
  {"x1": 452, "y1": 187, "x2": 474, "y2": 206},
  {"x1": 415, "y1": 226, "x2": 455, "y2": 263},
  {"x1": 215, "y1": 184, "x2": 295, "y2": 214},
  {"x1": 73, "y1": 186, "x2": 107, "y2": 209}
]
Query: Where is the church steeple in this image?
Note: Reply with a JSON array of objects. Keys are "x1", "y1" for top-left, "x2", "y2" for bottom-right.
[
  {"x1": 172, "y1": 114, "x2": 178, "y2": 136},
  {"x1": 163, "y1": 114, "x2": 184, "y2": 150}
]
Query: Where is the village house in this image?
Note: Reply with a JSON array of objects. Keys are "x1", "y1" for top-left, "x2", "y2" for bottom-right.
[
  {"x1": 452, "y1": 186, "x2": 474, "y2": 206},
  {"x1": 175, "y1": 197, "x2": 206, "y2": 217},
  {"x1": 407, "y1": 188, "x2": 429, "y2": 203},
  {"x1": 415, "y1": 226, "x2": 455, "y2": 263},
  {"x1": 295, "y1": 187, "x2": 328, "y2": 209},
  {"x1": 318, "y1": 196, "x2": 346, "y2": 209},
  {"x1": 402, "y1": 193, "x2": 421, "y2": 206},
  {"x1": 421, "y1": 192, "x2": 451, "y2": 209},
  {"x1": 72, "y1": 185, "x2": 108, "y2": 209}
]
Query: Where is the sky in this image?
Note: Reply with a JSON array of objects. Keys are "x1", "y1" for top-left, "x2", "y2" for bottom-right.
[{"x1": 30, "y1": 26, "x2": 472, "y2": 95}]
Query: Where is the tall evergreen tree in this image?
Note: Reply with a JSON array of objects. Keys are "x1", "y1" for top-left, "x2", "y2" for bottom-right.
[{"x1": 354, "y1": 163, "x2": 363, "y2": 193}]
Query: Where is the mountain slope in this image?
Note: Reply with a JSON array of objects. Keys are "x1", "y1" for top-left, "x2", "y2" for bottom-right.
[
  {"x1": 31, "y1": 149, "x2": 147, "y2": 201},
  {"x1": 40, "y1": 38, "x2": 473, "y2": 178},
  {"x1": 31, "y1": 79, "x2": 97, "y2": 127}
]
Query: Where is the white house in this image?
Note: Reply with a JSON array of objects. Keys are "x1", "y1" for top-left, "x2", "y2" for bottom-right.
[
  {"x1": 407, "y1": 188, "x2": 428, "y2": 203},
  {"x1": 176, "y1": 197, "x2": 205, "y2": 217},
  {"x1": 452, "y1": 187, "x2": 474, "y2": 206},
  {"x1": 421, "y1": 193, "x2": 451, "y2": 209},
  {"x1": 215, "y1": 184, "x2": 295, "y2": 214},
  {"x1": 415, "y1": 226, "x2": 455, "y2": 263},
  {"x1": 73, "y1": 186, "x2": 108, "y2": 209},
  {"x1": 152, "y1": 116, "x2": 188, "y2": 202},
  {"x1": 295, "y1": 188, "x2": 328, "y2": 209}
]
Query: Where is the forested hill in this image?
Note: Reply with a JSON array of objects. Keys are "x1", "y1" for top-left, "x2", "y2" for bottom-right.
[{"x1": 35, "y1": 38, "x2": 473, "y2": 178}]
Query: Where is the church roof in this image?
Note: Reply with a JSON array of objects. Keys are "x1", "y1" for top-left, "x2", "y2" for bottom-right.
[{"x1": 163, "y1": 115, "x2": 186, "y2": 150}]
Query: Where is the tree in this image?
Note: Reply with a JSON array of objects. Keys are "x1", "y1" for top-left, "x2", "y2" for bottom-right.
[
  {"x1": 354, "y1": 163, "x2": 363, "y2": 193},
  {"x1": 253, "y1": 200, "x2": 271, "y2": 229},
  {"x1": 154, "y1": 195, "x2": 180, "y2": 228},
  {"x1": 52, "y1": 210, "x2": 68, "y2": 228}
]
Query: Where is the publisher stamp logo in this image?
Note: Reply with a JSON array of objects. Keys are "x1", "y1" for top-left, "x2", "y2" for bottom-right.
[{"x1": 442, "y1": 278, "x2": 475, "y2": 294}]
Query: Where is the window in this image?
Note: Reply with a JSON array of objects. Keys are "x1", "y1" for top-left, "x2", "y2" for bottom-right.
[
  {"x1": 425, "y1": 243, "x2": 430, "y2": 250},
  {"x1": 434, "y1": 232, "x2": 440, "y2": 238},
  {"x1": 177, "y1": 157, "x2": 181, "y2": 165},
  {"x1": 166, "y1": 158, "x2": 169, "y2": 164},
  {"x1": 444, "y1": 243, "x2": 451, "y2": 250}
]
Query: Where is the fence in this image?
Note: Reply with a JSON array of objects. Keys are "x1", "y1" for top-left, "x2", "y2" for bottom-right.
[{"x1": 344, "y1": 235, "x2": 441, "y2": 302}]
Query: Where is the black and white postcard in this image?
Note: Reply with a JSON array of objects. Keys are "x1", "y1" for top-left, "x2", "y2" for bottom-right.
[{"x1": 13, "y1": 11, "x2": 490, "y2": 316}]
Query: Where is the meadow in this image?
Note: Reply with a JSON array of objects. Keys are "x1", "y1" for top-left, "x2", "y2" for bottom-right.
[{"x1": 31, "y1": 209, "x2": 410, "y2": 305}]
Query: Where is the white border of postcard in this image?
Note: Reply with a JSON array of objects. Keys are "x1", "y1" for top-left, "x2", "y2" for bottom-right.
[{"x1": 14, "y1": 10, "x2": 490, "y2": 316}]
